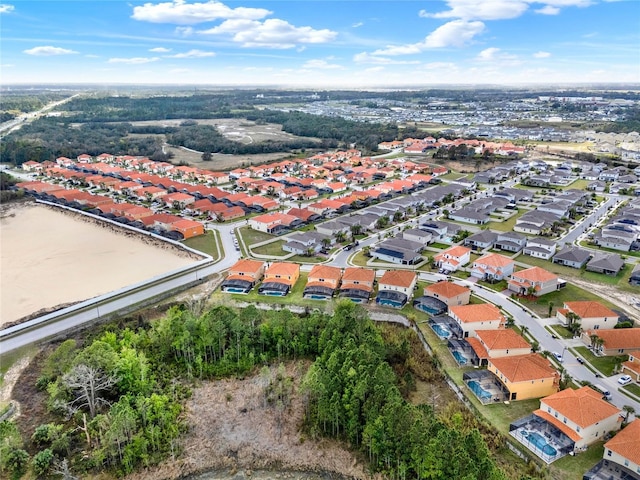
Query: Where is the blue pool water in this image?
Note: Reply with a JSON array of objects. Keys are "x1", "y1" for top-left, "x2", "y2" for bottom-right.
[
  {"x1": 524, "y1": 431, "x2": 557, "y2": 457},
  {"x1": 225, "y1": 287, "x2": 247, "y2": 294},
  {"x1": 431, "y1": 324, "x2": 451, "y2": 339},
  {"x1": 452, "y1": 351, "x2": 467, "y2": 365},
  {"x1": 468, "y1": 380, "x2": 492, "y2": 400},
  {"x1": 308, "y1": 295, "x2": 328, "y2": 300}
]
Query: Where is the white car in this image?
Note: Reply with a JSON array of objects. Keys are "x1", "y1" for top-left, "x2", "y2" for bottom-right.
[
  {"x1": 618, "y1": 375, "x2": 632, "y2": 385},
  {"x1": 552, "y1": 352, "x2": 563, "y2": 362}
]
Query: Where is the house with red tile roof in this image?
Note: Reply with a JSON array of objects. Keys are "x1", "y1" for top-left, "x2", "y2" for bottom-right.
[
  {"x1": 21, "y1": 160, "x2": 42, "y2": 172},
  {"x1": 434, "y1": 245, "x2": 471, "y2": 272},
  {"x1": 286, "y1": 208, "x2": 321, "y2": 223},
  {"x1": 475, "y1": 329, "x2": 531, "y2": 359},
  {"x1": 470, "y1": 253, "x2": 515, "y2": 282},
  {"x1": 508, "y1": 266, "x2": 560, "y2": 297},
  {"x1": 135, "y1": 186, "x2": 166, "y2": 201},
  {"x1": 249, "y1": 212, "x2": 301, "y2": 234},
  {"x1": 488, "y1": 353, "x2": 559, "y2": 401},
  {"x1": 423, "y1": 281, "x2": 470, "y2": 306},
  {"x1": 243, "y1": 195, "x2": 279, "y2": 212},
  {"x1": 170, "y1": 219, "x2": 204, "y2": 239},
  {"x1": 303, "y1": 265, "x2": 342, "y2": 300},
  {"x1": 556, "y1": 301, "x2": 619, "y2": 331},
  {"x1": 221, "y1": 259, "x2": 265, "y2": 293},
  {"x1": 621, "y1": 350, "x2": 640, "y2": 384},
  {"x1": 582, "y1": 328, "x2": 640, "y2": 356},
  {"x1": 590, "y1": 419, "x2": 640, "y2": 479},
  {"x1": 449, "y1": 303, "x2": 506, "y2": 338},
  {"x1": 533, "y1": 386, "x2": 622, "y2": 449},
  {"x1": 339, "y1": 267, "x2": 376, "y2": 303},
  {"x1": 160, "y1": 192, "x2": 196, "y2": 209},
  {"x1": 259, "y1": 262, "x2": 300, "y2": 296},
  {"x1": 376, "y1": 270, "x2": 417, "y2": 308}
]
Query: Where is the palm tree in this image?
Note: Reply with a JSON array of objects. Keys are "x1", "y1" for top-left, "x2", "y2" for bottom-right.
[
  {"x1": 334, "y1": 231, "x2": 346, "y2": 244},
  {"x1": 622, "y1": 405, "x2": 636, "y2": 425},
  {"x1": 350, "y1": 224, "x2": 363, "y2": 238}
]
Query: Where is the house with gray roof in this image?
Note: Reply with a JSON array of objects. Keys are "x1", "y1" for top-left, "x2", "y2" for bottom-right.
[
  {"x1": 283, "y1": 231, "x2": 331, "y2": 255},
  {"x1": 464, "y1": 230, "x2": 498, "y2": 250},
  {"x1": 552, "y1": 246, "x2": 591, "y2": 269},
  {"x1": 586, "y1": 253, "x2": 625, "y2": 276},
  {"x1": 402, "y1": 228, "x2": 433, "y2": 245},
  {"x1": 523, "y1": 237, "x2": 556, "y2": 260},
  {"x1": 372, "y1": 237, "x2": 423, "y2": 265},
  {"x1": 315, "y1": 220, "x2": 351, "y2": 237},
  {"x1": 494, "y1": 231, "x2": 527, "y2": 253},
  {"x1": 514, "y1": 210, "x2": 561, "y2": 235}
]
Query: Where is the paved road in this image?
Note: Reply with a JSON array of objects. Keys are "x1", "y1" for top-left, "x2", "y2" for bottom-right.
[
  {"x1": 0, "y1": 94, "x2": 80, "y2": 137},
  {"x1": 417, "y1": 272, "x2": 640, "y2": 413},
  {"x1": 558, "y1": 194, "x2": 620, "y2": 247}
]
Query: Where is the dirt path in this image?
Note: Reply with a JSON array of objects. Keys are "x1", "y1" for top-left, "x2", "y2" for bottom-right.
[
  {"x1": 126, "y1": 362, "x2": 377, "y2": 480},
  {"x1": 568, "y1": 278, "x2": 640, "y2": 323}
]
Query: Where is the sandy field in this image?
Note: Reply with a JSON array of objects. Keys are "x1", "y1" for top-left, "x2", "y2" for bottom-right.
[{"x1": 0, "y1": 204, "x2": 197, "y2": 326}]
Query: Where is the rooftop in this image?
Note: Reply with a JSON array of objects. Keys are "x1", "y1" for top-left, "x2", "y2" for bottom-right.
[
  {"x1": 490, "y1": 353, "x2": 557, "y2": 383},
  {"x1": 512, "y1": 266, "x2": 558, "y2": 283},
  {"x1": 564, "y1": 301, "x2": 618, "y2": 319},
  {"x1": 424, "y1": 281, "x2": 470, "y2": 298},
  {"x1": 450, "y1": 303, "x2": 504, "y2": 323},
  {"x1": 378, "y1": 270, "x2": 417, "y2": 288},
  {"x1": 541, "y1": 386, "x2": 621, "y2": 428},
  {"x1": 605, "y1": 419, "x2": 640, "y2": 465},
  {"x1": 476, "y1": 329, "x2": 531, "y2": 351}
]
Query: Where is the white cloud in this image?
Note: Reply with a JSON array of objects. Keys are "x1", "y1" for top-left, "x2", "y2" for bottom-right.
[
  {"x1": 150, "y1": 47, "x2": 171, "y2": 52},
  {"x1": 353, "y1": 52, "x2": 420, "y2": 65},
  {"x1": 372, "y1": 19, "x2": 485, "y2": 56},
  {"x1": 364, "y1": 66, "x2": 384, "y2": 73},
  {"x1": 420, "y1": 0, "x2": 594, "y2": 21},
  {"x1": 420, "y1": 0, "x2": 529, "y2": 21},
  {"x1": 200, "y1": 18, "x2": 337, "y2": 48},
  {"x1": 476, "y1": 47, "x2": 520, "y2": 65},
  {"x1": 85, "y1": 54, "x2": 100, "y2": 58},
  {"x1": 168, "y1": 49, "x2": 215, "y2": 57},
  {"x1": 131, "y1": 0, "x2": 270, "y2": 25},
  {"x1": 1, "y1": 63, "x2": 15, "y2": 68},
  {"x1": 107, "y1": 57, "x2": 160, "y2": 64},
  {"x1": 533, "y1": 51, "x2": 551, "y2": 58},
  {"x1": 424, "y1": 19, "x2": 486, "y2": 48},
  {"x1": 535, "y1": 5, "x2": 560, "y2": 14},
  {"x1": 23, "y1": 46, "x2": 79, "y2": 56},
  {"x1": 302, "y1": 59, "x2": 342, "y2": 69},
  {"x1": 0, "y1": 3, "x2": 14, "y2": 14},
  {"x1": 352, "y1": 21, "x2": 363, "y2": 28},
  {"x1": 169, "y1": 68, "x2": 192, "y2": 73}
]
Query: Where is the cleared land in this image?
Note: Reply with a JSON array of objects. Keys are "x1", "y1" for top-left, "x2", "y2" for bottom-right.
[{"x1": 0, "y1": 203, "x2": 197, "y2": 325}]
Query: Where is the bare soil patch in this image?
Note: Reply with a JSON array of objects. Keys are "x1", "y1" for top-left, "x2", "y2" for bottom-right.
[
  {"x1": 0, "y1": 203, "x2": 199, "y2": 326},
  {"x1": 126, "y1": 362, "x2": 377, "y2": 480}
]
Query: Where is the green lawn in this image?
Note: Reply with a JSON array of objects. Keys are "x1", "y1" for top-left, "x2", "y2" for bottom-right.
[
  {"x1": 251, "y1": 240, "x2": 288, "y2": 256},
  {"x1": 288, "y1": 254, "x2": 326, "y2": 264},
  {"x1": 349, "y1": 251, "x2": 370, "y2": 267},
  {"x1": 549, "y1": 325, "x2": 573, "y2": 339},
  {"x1": 578, "y1": 240, "x2": 640, "y2": 260},
  {"x1": 551, "y1": 441, "x2": 604, "y2": 480},
  {"x1": 621, "y1": 383, "x2": 640, "y2": 398},
  {"x1": 237, "y1": 225, "x2": 276, "y2": 246},
  {"x1": 429, "y1": 242, "x2": 450, "y2": 250},
  {"x1": 486, "y1": 209, "x2": 526, "y2": 232},
  {"x1": 573, "y1": 346, "x2": 622, "y2": 377},
  {"x1": 476, "y1": 279, "x2": 508, "y2": 292},
  {"x1": 516, "y1": 282, "x2": 619, "y2": 318},
  {"x1": 482, "y1": 398, "x2": 540, "y2": 436},
  {"x1": 559, "y1": 179, "x2": 590, "y2": 191},
  {"x1": 183, "y1": 230, "x2": 220, "y2": 260},
  {"x1": 219, "y1": 272, "x2": 330, "y2": 310}
]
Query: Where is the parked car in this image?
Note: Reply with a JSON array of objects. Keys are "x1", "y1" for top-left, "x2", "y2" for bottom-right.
[
  {"x1": 576, "y1": 357, "x2": 585, "y2": 364},
  {"x1": 618, "y1": 375, "x2": 632, "y2": 385},
  {"x1": 552, "y1": 352, "x2": 563, "y2": 362}
]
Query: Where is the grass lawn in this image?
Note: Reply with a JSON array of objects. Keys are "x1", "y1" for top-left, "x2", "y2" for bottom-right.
[
  {"x1": 251, "y1": 240, "x2": 288, "y2": 256},
  {"x1": 440, "y1": 172, "x2": 466, "y2": 181},
  {"x1": 349, "y1": 251, "x2": 370, "y2": 267},
  {"x1": 549, "y1": 325, "x2": 573, "y2": 339},
  {"x1": 559, "y1": 179, "x2": 590, "y2": 191},
  {"x1": 482, "y1": 398, "x2": 540, "y2": 436},
  {"x1": 183, "y1": 230, "x2": 220, "y2": 260},
  {"x1": 486, "y1": 209, "x2": 525, "y2": 232},
  {"x1": 220, "y1": 272, "x2": 332, "y2": 310},
  {"x1": 429, "y1": 242, "x2": 450, "y2": 250},
  {"x1": 580, "y1": 240, "x2": 640, "y2": 258},
  {"x1": 573, "y1": 346, "x2": 621, "y2": 377},
  {"x1": 288, "y1": 254, "x2": 326, "y2": 264},
  {"x1": 551, "y1": 441, "x2": 604, "y2": 480},
  {"x1": 621, "y1": 383, "x2": 640, "y2": 398},
  {"x1": 237, "y1": 225, "x2": 276, "y2": 246},
  {"x1": 517, "y1": 283, "x2": 619, "y2": 318},
  {"x1": 476, "y1": 279, "x2": 508, "y2": 292}
]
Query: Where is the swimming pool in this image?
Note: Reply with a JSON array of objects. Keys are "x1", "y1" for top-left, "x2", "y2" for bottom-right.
[
  {"x1": 431, "y1": 324, "x2": 451, "y2": 339},
  {"x1": 468, "y1": 380, "x2": 492, "y2": 400},
  {"x1": 523, "y1": 431, "x2": 557, "y2": 457},
  {"x1": 452, "y1": 351, "x2": 467, "y2": 365}
]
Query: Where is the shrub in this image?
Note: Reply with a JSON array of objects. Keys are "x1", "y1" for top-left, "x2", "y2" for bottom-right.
[{"x1": 32, "y1": 449, "x2": 54, "y2": 476}]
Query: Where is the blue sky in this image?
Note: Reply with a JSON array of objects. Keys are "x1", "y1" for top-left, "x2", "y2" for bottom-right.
[{"x1": 1, "y1": 0, "x2": 639, "y2": 87}]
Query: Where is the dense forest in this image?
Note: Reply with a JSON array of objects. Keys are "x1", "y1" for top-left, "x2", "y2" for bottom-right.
[
  {"x1": 0, "y1": 92, "x2": 70, "y2": 121},
  {"x1": 0, "y1": 92, "x2": 416, "y2": 165},
  {"x1": 0, "y1": 302, "x2": 533, "y2": 480}
]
